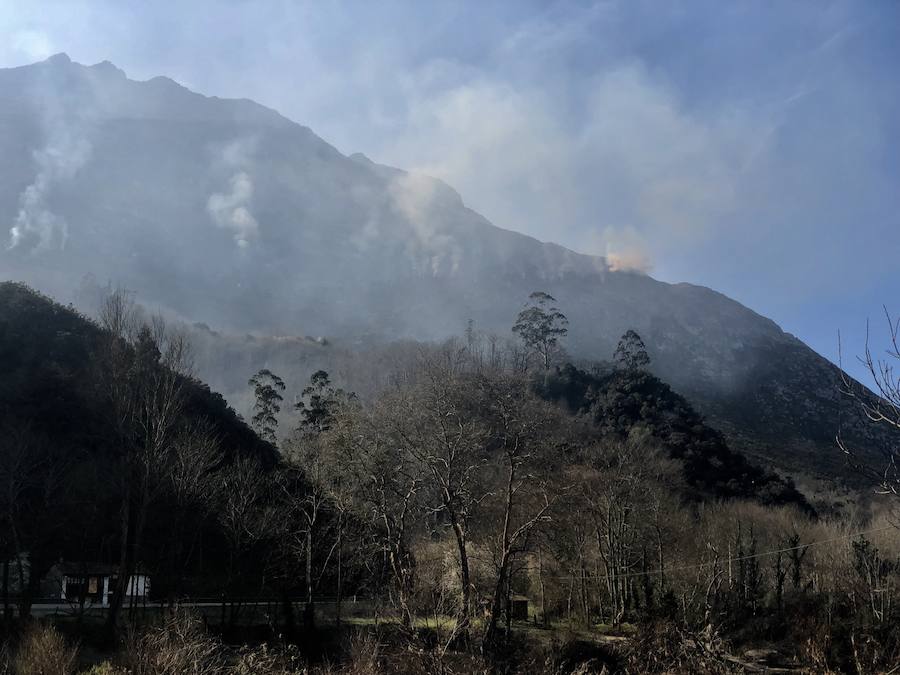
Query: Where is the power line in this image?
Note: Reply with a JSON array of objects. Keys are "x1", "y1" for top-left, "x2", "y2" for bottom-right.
[
  {"x1": 413, "y1": 525, "x2": 897, "y2": 581},
  {"x1": 535, "y1": 524, "x2": 897, "y2": 580}
]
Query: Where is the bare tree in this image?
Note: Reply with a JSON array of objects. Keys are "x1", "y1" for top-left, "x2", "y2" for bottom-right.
[
  {"x1": 97, "y1": 290, "x2": 193, "y2": 631},
  {"x1": 388, "y1": 358, "x2": 493, "y2": 638},
  {"x1": 480, "y1": 374, "x2": 563, "y2": 647},
  {"x1": 214, "y1": 455, "x2": 276, "y2": 625},
  {"x1": 0, "y1": 423, "x2": 73, "y2": 619},
  {"x1": 160, "y1": 422, "x2": 221, "y2": 604},
  {"x1": 329, "y1": 396, "x2": 427, "y2": 628},
  {"x1": 839, "y1": 309, "x2": 900, "y2": 498}
]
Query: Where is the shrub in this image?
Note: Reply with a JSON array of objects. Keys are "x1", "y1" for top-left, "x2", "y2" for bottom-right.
[
  {"x1": 122, "y1": 611, "x2": 225, "y2": 675},
  {"x1": 11, "y1": 624, "x2": 78, "y2": 675}
]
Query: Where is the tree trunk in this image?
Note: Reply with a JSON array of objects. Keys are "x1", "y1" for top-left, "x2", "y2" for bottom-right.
[
  {"x1": 335, "y1": 518, "x2": 343, "y2": 628},
  {"x1": 2, "y1": 559, "x2": 9, "y2": 627},
  {"x1": 281, "y1": 588, "x2": 296, "y2": 637},
  {"x1": 304, "y1": 526, "x2": 315, "y2": 628},
  {"x1": 484, "y1": 551, "x2": 510, "y2": 648},
  {"x1": 107, "y1": 474, "x2": 132, "y2": 633},
  {"x1": 538, "y1": 548, "x2": 546, "y2": 627},
  {"x1": 450, "y1": 519, "x2": 472, "y2": 628}
]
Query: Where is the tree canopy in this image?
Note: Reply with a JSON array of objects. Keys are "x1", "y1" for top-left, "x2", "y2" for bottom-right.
[{"x1": 512, "y1": 291, "x2": 568, "y2": 370}]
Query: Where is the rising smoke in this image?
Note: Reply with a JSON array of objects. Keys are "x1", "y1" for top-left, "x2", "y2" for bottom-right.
[
  {"x1": 206, "y1": 138, "x2": 260, "y2": 248},
  {"x1": 8, "y1": 121, "x2": 92, "y2": 251},
  {"x1": 389, "y1": 171, "x2": 462, "y2": 276}
]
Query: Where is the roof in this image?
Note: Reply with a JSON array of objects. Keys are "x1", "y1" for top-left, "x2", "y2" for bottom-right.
[{"x1": 53, "y1": 562, "x2": 148, "y2": 576}]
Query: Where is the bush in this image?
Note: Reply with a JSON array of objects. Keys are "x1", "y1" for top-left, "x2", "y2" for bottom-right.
[
  {"x1": 11, "y1": 624, "x2": 78, "y2": 675},
  {"x1": 82, "y1": 664, "x2": 127, "y2": 675},
  {"x1": 233, "y1": 644, "x2": 306, "y2": 675},
  {"x1": 122, "y1": 611, "x2": 225, "y2": 675}
]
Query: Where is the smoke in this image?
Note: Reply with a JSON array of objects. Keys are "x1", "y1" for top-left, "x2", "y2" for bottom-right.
[
  {"x1": 606, "y1": 250, "x2": 652, "y2": 274},
  {"x1": 207, "y1": 172, "x2": 259, "y2": 248},
  {"x1": 8, "y1": 116, "x2": 92, "y2": 251},
  {"x1": 389, "y1": 172, "x2": 462, "y2": 275},
  {"x1": 207, "y1": 138, "x2": 260, "y2": 248},
  {"x1": 11, "y1": 30, "x2": 55, "y2": 62},
  {"x1": 593, "y1": 225, "x2": 653, "y2": 274}
]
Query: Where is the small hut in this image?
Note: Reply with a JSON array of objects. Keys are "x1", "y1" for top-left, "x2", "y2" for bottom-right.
[{"x1": 509, "y1": 595, "x2": 529, "y2": 621}]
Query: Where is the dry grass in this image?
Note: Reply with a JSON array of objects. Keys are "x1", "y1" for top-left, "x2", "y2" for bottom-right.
[
  {"x1": 122, "y1": 611, "x2": 225, "y2": 675},
  {"x1": 10, "y1": 623, "x2": 78, "y2": 675}
]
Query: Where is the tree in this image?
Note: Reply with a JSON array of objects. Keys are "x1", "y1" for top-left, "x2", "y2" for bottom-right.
[
  {"x1": 512, "y1": 292, "x2": 568, "y2": 370},
  {"x1": 386, "y1": 356, "x2": 492, "y2": 638},
  {"x1": 480, "y1": 374, "x2": 564, "y2": 647},
  {"x1": 295, "y1": 370, "x2": 351, "y2": 435},
  {"x1": 214, "y1": 455, "x2": 277, "y2": 626},
  {"x1": 248, "y1": 369, "x2": 285, "y2": 444},
  {"x1": 0, "y1": 423, "x2": 74, "y2": 620},
  {"x1": 158, "y1": 422, "x2": 221, "y2": 604},
  {"x1": 96, "y1": 290, "x2": 192, "y2": 633},
  {"x1": 838, "y1": 309, "x2": 900, "y2": 498},
  {"x1": 328, "y1": 395, "x2": 428, "y2": 628},
  {"x1": 614, "y1": 329, "x2": 651, "y2": 371}
]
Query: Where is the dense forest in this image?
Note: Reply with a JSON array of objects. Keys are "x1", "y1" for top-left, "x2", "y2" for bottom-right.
[{"x1": 1, "y1": 282, "x2": 899, "y2": 674}]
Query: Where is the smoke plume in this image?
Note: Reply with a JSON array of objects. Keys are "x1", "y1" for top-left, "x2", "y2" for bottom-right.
[
  {"x1": 207, "y1": 138, "x2": 260, "y2": 248},
  {"x1": 8, "y1": 126, "x2": 91, "y2": 251},
  {"x1": 207, "y1": 171, "x2": 259, "y2": 248}
]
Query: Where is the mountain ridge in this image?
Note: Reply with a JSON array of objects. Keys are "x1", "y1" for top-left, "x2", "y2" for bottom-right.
[{"x1": 0, "y1": 54, "x2": 893, "y2": 487}]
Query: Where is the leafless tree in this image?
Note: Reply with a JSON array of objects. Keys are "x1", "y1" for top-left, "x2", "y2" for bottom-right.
[
  {"x1": 839, "y1": 308, "x2": 900, "y2": 499},
  {"x1": 329, "y1": 396, "x2": 427, "y2": 628},
  {"x1": 480, "y1": 374, "x2": 564, "y2": 647},
  {"x1": 385, "y1": 358, "x2": 494, "y2": 638},
  {"x1": 96, "y1": 289, "x2": 194, "y2": 631},
  {"x1": 0, "y1": 424, "x2": 73, "y2": 619},
  {"x1": 161, "y1": 422, "x2": 222, "y2": 603},
  {"x1": 214, "y1": 454, "x2": 277, "y2": 625}
]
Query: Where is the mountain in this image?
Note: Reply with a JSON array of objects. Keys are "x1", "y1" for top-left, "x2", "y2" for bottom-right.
[{"x1": 0, "y1": 54, "x2": 894, "y2": 486}]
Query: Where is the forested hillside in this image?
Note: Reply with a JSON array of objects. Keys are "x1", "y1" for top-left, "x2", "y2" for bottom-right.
[
  {"x1": 0, "y1": 282, "x2": 283, "y2": 620},
  {"x1": 3, "y1": 282, "x2": 899, "y2": 673},
  {"x1": 537, "y1": 364, "x2": 809, "y2": 508}
]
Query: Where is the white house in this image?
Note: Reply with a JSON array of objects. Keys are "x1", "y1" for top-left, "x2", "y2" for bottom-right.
[{"x1": 43, "y1": 562, "x2": 150, "y2": 607}]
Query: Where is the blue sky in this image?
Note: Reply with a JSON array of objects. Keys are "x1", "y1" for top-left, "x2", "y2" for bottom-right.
[{"x1": 2, "y1": 1, "x2": 898, "y2": 381}]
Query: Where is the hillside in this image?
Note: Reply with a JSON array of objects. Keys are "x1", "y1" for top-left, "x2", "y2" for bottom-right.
[
  {"x1": 0, "y1": 54, "x2": 894, "y2": 486},
  {"x1": 536, "y1": 364, "x2": 810, "y2": 509},
  {"x1": 0, "y1": 281, "x2": 280, "y2": 607},
  {"x1": 0, "y1": 281, "x2": 277, "y2": 469}
]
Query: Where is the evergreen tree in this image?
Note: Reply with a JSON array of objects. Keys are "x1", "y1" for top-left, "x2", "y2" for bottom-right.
[
  {"x1": 512, "y1": 291, "x2": 568, "y2": 370},
  {"x1": 295, "y1": 370, "x2": 351, "y2": 435},
  {"x1": 614, "y1": 329, "x2": 651, "y2": 371},
  {"x1": 248, "y1": 369, "x2": 285, "y2": 444}
]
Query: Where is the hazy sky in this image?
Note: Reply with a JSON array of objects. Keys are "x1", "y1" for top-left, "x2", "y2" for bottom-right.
[{"x1": 2, "y1": 1, "x2": 898, "y2": 377}]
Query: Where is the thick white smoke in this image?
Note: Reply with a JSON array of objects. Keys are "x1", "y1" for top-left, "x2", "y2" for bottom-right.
[
  {"x1": 207, "y1": 171, "x2": 259, "y2": 248},
  {"x1": 8, "y1": 127, "x2": 92, "y2": 251},
  {"x1": 207, "y1": 138, "x2": 260, "y2": 248}
]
